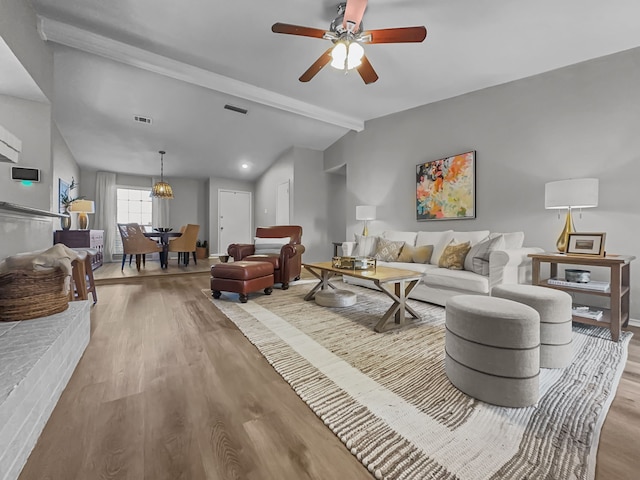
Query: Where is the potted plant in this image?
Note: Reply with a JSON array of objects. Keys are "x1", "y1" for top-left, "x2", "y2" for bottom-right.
[{"x1": 196, "y1": 239, "x2": 208, "y2": 259}]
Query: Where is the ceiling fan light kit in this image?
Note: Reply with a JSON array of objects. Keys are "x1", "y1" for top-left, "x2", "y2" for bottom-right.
[{"x1": 271, "y1": 0, "x2": 426, "y2": 84}]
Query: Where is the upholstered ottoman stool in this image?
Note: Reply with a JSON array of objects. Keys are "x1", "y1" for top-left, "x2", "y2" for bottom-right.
[
  {"x1": 445, "y1": 295, "x2": 540, "y2": 407},
  {"x1": 211, "y1": 261, "x2": 274, "y2": 303},
  {"x1": 492, "y1": 284, "x2": 572, "y2": 369},
  {"x1": 315, "y1": 289, "x2": 357, "y2": 307}
]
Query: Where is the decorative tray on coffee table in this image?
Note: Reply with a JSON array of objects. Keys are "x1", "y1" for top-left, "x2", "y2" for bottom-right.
[{"x1": 332, "y1": 256, "x2": 377, "y2": 270}]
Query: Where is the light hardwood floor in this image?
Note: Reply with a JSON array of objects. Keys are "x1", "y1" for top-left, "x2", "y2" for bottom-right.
[{"x1": 18, "y1": 272, "x2": 640, "y2": 479}]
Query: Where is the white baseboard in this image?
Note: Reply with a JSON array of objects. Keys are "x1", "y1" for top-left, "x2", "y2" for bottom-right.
[{"x1": 628, "y1": 318, "x2": 640, "y2": 327}]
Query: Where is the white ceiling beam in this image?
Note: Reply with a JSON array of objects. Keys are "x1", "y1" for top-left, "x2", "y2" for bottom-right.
[{"x1": 37, "y1": 16, "x2": 365, "y2": 132}]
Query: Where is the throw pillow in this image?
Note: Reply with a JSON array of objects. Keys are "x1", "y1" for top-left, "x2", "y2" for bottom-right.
[
  {"x1": 438, "y1": 241, "x2": 471, "y2": 270},
  {"x1": 465, "y1": 235, "x2": 506, "y2": 275},
  {"x1": 397, "y1": 243, "x2": 414, "y2": 263},
  {"x1": 254, "y1": 236, "x2": 291, "y2": 255},
  {"x1": 413, "y1": 244, "x2": 434, "y2": 264},
  {"x1": 397, "y1": 244, "x2": 434, "y2": 263},
  {"x1": 354, "y1": 234, "x2": 379, "y2": 257},
  {"x1": 374, "y1": 238, "x2": 405, "y2": 262}
]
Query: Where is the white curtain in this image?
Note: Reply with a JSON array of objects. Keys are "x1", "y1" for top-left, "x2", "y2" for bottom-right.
[
  {"x1": 95, "y1": 171, "x2": 117, "y2": 262},
  {"x1": 151, "y1": 176, "x2": 171, "y2": 228}
]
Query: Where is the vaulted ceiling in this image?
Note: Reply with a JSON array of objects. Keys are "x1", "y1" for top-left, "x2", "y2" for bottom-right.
[{"x1": 4, "y1": 1, "x2": 640, "y2": 180}]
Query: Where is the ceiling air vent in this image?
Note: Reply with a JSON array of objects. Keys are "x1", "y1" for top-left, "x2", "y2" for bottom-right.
[
  {"x1": 224, "y1": 104, "x2": 248, "y2": 115},
  {"x1": 134, "y1": 115, "x2": 152, "y2": 124}
]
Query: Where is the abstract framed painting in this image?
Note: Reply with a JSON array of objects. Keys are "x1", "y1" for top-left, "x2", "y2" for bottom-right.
[
  {"x1": 59, "y1": 178, "x2": 70, "y2": 213},
  {"x1": 416, "y1": 150, "x2": 476, "y2": 221}
]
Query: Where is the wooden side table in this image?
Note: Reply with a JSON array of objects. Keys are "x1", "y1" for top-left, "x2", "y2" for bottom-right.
[{"x1": 528, "y1": 252, "x2": 635, "y2": 341}]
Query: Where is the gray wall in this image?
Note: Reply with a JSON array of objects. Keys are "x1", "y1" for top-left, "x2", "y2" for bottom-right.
[
  {"x1": 255, "y1": 146, "x2": 338, "y2": 262},
  {"x1": 254, "y1": 149, "x2": 294, "y2": 228},
  {"x1": 325, "y1": 47, "x2": 640, "y2": 318},
  {"x1": 0, "y1": 95, "x2": 57, "y2": 259},
  {"x1": 291, "y1": 147, "x2": 333, "y2": 262},
  {"x1": 208, "y1": 176, "x2": 255, "y2": 254},
  {"x1": 52, "y1": 124, "x2": 81, "y2": 229},
  {"x1": 0, "y1": 0, "x2": 53, "y2": 100}
]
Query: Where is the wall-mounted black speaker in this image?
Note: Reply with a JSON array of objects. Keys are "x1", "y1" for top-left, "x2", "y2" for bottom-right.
[{"x1": 11, "y1": 166, "x2": 40, "y2": 182}]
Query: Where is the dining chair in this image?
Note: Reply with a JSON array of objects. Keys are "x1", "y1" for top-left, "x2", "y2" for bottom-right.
[
  {"x1": 168, "y1": 224, "x2": 200, "y2": 265},
  {"x1": 117, "y1": 223, "x2": 163, "y2": 271}
]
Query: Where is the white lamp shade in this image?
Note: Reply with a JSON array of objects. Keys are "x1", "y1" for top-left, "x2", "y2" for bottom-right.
[
  {"x1": 356, "y1": 205, "x2": 376, "y2": 220},
  {"x1": 544, "y1": 178, "x2": 598, "y2": 209},
  {"x1": 69, "y1": 199, "x2": 95, "y2": 213}
]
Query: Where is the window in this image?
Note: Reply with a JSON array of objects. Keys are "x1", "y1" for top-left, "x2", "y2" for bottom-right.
[{"x1": 115, "y1": 187, "x2": 153, "y2": 254}]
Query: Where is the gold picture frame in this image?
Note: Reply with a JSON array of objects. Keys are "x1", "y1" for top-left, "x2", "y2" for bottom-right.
[{"x1": 566, "y1": 232, "x2": 606, "y2": 257}]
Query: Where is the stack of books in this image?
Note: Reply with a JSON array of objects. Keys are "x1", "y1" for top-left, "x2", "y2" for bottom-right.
[
  {"x1": 547, "y1": 278, "x2": 611, "y2": 293},
  {"x1": 571, "y1": 305, "x2": 604, "y2": 321}
]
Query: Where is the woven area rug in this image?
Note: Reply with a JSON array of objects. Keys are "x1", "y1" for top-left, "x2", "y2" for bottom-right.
[{"x1": 204, "y1": 283, "x2": 632, "y2": 480}]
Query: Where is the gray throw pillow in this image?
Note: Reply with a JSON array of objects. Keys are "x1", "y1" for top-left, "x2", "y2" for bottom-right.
[
  {"x1": 466, "y1": 235, "x2": 505, "y2": 276},
  {"x1": 354, "y1": 234, "x2": 379, "y2": 257}
]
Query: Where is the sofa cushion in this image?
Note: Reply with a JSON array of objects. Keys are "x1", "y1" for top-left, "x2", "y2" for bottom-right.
[
  {"x1": 415, "y1": 230, "x2": 453, "y2": 248},
  {"x1": 422, "y1": 231, "x2": 456, "y2": 265},
  {"x1": 452, "y1": 230, "x2": 490, "y2": 246},
  {"x1": 354, "y1": 234, "x2": 379, "y2": 257},
  {"x1": 397, "y1": 244, "x2": 434, "y2": 264},
  {"x1": 382, "y1": 230, "x2": 418, "y2": 245},
  {"x1": 382, "y1": 261, "x2": 439, "y2": 274},
  {"x1": 464, "y1": 235, "x2": 506, "y2": 273},
  {"x1": 254, "y1": 236, "x2": 290, "y2": 254},
  {"x1": 423, "y1": 268, "x2": 490, "y2": 294},
  {"x1": 489, "y1": 232, "x2": 524, "y2": 249},
  {"x1": 438, "y1": 241, "x2": 471, "y2": 270},
  {"x1": 374, "y1": 238, "x2": 405, "y2": 262}
]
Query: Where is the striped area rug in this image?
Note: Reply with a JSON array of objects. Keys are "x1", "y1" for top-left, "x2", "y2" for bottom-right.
[{"x1": 205, "y1": 283, "x2": 632, "y2": 480}]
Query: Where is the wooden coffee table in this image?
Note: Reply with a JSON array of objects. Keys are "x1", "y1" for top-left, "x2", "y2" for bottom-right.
[{"x1": 303, "y1": 261, "x2": 424, "y2": 332}]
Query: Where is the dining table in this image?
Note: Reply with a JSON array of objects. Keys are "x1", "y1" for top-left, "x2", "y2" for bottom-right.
[{"x1": 144, "y1": 229, "x2": 182, "y2": 268}]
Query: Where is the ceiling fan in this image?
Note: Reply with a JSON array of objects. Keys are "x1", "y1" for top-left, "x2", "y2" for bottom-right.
[{"x1": 271, "y1": 0, "x2": 426, "y2": 84}]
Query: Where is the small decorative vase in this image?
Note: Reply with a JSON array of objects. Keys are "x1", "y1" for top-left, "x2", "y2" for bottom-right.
[{"x1": 61, "y1": 207, "x2": 71, "y2": 230}]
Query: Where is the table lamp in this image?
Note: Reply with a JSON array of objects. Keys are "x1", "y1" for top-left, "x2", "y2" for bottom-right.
[
  {"x1": 356, "y1": 205, "x2": 376, "y2": 236},
  {"x1": 544, "y1": 178, "x2": 598, "y2": 252},
  {"x1": 70, "y1": 199, "x2": 95, "y2": 230}
]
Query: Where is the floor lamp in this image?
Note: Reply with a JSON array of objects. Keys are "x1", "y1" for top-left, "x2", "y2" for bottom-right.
[
  {"x1": 544, "y1": 178, "x2": 598, "y2": 252},
  {"x1": 356, "y1": 205, "x2": 376, "y2": 236}
]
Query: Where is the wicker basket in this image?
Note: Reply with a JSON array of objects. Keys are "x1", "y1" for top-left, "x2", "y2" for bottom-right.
[{"x1": 0, "y1": 268, "x2": 70, "y2": 321}]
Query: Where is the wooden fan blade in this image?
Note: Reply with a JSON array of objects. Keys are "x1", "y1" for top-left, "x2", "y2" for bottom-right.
[
  {"x1": 356, "y1": 55, "x2": 378, "y2": 84},
  {"x1": 343, "y1": 0, "x2": 368, "y2": 33},
  {"x1": 271, "y1": 23, "x2": 328, "y2": 39},
  {"x1": 362, "y1": 26, "x2": 427, "y2": 44},
  {"x1": 299, "y1": 47, "x2": 334, "y2": 82}
]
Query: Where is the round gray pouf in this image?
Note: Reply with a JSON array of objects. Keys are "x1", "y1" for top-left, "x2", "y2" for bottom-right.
[
  {"x1": 315, "y1": 289, "x2": 357, "y2": 307},
  {"x1": 445, "y1": 295, "x2": 540, "y2": 408},
  {"x1": 492, "y1": 284, "x2": 572, "y2": 369}
]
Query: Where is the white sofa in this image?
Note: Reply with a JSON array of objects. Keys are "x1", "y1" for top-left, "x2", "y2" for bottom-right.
[{"x1": 341, "y1": 229, "x2": 543, "y2": 307}]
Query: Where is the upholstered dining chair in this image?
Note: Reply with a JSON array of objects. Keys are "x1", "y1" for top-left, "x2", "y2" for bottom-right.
[
  {"x1": 117, "y1": 223, "x2": 163, "y2": 271},
  {"x1": 228, "y1": 225, "x2": 305, "y2": 290},
  {"x1": 168, "y1": 224, "x2": 200, "y2": 265}
]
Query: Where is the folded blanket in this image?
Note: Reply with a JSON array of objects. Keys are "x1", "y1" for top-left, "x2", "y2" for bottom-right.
[{"x1": 0, "y1": 244, "x2": 85, "y2": 293}]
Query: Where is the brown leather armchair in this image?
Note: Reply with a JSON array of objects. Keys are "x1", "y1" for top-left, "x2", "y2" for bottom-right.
[{"x1": 228, "y1": 225, "x2": 305, "y2": 290}]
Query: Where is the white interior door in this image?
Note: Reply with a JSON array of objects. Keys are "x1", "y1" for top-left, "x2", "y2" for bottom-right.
[
  {"x1": 276, "y1": 180, "x2": 290, "y2": 225},
  {"x1": 218, "y1": 189, "x2": 252, "y2": 254}
]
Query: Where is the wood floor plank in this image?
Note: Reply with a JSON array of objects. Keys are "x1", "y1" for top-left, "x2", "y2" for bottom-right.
[{"x1": 17, "y1": 271, "x2": 640, "y2": 479}]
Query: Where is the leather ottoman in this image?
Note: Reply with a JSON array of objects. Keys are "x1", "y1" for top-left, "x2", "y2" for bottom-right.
[{"x1": 211, "y1": 261, "x2": 274, "y2": 303}]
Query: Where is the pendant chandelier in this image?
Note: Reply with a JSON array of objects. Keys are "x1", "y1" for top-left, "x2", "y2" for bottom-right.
[{"x1": 151, "y1": 150, "x2": 174, "y2": 199}]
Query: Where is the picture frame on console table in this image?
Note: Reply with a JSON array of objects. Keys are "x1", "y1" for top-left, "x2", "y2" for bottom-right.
[
  {"x1": 416, "y1": 150, "x2": 476, "y2": 221},
  {"x1": 566, "y1": 232, "x2": 606, "y2": 257}
]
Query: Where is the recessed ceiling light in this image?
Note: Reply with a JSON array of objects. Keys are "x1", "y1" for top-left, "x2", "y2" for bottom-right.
[{"x1": 241, "y1": 163, "x2": 249, "y2": 169}]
